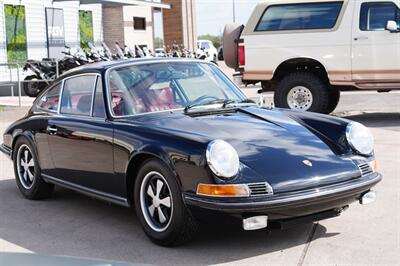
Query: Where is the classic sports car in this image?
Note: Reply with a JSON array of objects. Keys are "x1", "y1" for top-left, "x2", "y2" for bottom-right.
[{"x1": 1, "y1": 59, "x2": 381, "y2": 246}]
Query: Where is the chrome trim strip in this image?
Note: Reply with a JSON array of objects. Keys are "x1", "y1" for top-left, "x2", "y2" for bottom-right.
[{"x1": 41, "y1": 174, "x2": 129, "y2": 207}]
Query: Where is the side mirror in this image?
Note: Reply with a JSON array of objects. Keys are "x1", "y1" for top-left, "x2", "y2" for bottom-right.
[{"x1": 386, "y1": 20, "x2": 399, "y2": 33}]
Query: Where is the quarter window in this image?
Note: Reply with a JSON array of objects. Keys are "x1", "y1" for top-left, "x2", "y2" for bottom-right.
[
  {"x1": 60, "y1": 75, "x2": 97, "y2": 116},
  {"x1": 360, "y1": 2, "x2": 400, "y2": 31},
  {"x1": 255, "y1": 2, "x2": 343, "y2": 31},
  {"x1": 37, "y1": 83, "x2": 62, "y2": 112},
  {"x1": 93, "y1": 77, "x2": 106, "y2": 118}
]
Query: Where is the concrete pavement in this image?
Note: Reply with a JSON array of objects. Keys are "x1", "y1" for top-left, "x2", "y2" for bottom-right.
[{"x1": 0, "y1": 95, "x2": 399, "y2": 265}]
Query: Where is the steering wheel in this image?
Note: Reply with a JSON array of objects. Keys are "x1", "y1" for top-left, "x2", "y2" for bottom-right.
[{"x1": 189, "y1": 95, "x2": 220, "y2": 106}]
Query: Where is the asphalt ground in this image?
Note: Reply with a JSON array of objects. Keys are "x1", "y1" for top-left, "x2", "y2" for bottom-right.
[{"x1": 0, "y1": 88, "x2": 399, "y2": 265}]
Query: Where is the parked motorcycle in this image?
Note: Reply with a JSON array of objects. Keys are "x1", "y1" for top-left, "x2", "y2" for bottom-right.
[{"x1": 22, "y1": 46, "x2": 87, "y2": 97}]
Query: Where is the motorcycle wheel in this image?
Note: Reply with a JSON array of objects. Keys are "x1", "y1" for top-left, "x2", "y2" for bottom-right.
[{"x1": 23, "y1": 75, "x2": 47, "y2": 97}]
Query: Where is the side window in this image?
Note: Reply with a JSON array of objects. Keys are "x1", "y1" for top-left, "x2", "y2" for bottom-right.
[
  {"x1": 360, "y1": 2, "x2": 400, "y2": 31},
  {"x1": 255, "y1": 2, "x2": 343, "y2": 31},
  {"x1": 37, "y1": 83, "x2": 62, "y2": 112},
  {"x1": 60, "y1": 75, "x2": 97, "y2": 116},
  {"x1": 93, "y1": 77, "x2": 106, "y2": 118}
]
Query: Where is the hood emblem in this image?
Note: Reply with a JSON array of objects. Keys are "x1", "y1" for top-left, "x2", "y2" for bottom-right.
[{"x1": 302, "y1": 160, "x2": 313, "y2": 167}]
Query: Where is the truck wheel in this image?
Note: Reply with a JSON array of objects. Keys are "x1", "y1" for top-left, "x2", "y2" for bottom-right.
[
  {"x1": 325, "y1": 88, "x2": 340, "y2": 114},
  {"x1": 274, "y1": 72, "x2": 330, "y2": 113},
  {"x1": 223, "y1": 23, "x2": 244, "y2": 69}
]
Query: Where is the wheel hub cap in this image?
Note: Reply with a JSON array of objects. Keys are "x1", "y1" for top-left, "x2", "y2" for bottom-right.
[
  {"x1": 140, "y1": 172, "x2": 173, "y2": 232},
  {"x1": 287, "y1": 86, "x2": 313, "y2": 111},
  {"x1": 17, "y1": 144, "x2": 35, "y2": 189}
]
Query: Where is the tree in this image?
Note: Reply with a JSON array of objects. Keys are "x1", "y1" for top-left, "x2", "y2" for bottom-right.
[{"x1": 198, "y1": 34, "x2": 222, "y2": 48}]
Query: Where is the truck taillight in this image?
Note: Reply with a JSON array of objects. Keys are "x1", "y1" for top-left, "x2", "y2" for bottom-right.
[{"x1": 238, "y1": 44, "x2": 245, "y2": 66}]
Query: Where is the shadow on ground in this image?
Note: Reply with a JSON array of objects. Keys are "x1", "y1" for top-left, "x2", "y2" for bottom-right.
[
  {"x1": 0, "y1": 179, "x2": 338, "y2": 265},
  {"x1": 342, "y1": 112, "x2": 400, "y2": 129}
]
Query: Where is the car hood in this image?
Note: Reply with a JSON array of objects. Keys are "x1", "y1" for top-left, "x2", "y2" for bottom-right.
[{"x1": 130, "y1": 106, "x2": 360, "y2": 193}]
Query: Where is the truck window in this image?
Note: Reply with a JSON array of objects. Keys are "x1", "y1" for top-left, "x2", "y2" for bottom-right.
[
  {"x1": 360, "y1": 2, "x2": 400, "y2": 31},
  {"x1": 255, "y1": 2, "x2": 343, "y2": 31}
]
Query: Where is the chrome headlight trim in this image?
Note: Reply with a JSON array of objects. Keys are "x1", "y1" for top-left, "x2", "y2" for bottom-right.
[
  {"x1": 345, "y1": 122, "x2": 374, "y2": 156},
  {"x1": 206, "y1": 139, "x2": 240, "y2": 179}
]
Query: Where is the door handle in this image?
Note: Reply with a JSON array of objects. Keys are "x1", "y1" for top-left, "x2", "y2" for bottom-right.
[
  {"x1": 354, "y1": 36, "x2": 368, "y2": 41},
  {"x1": 46, "y1": 125, "x2": 58, "y2": 133}
]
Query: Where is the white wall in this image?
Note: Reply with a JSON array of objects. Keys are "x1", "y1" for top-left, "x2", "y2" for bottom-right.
[
  {"x1": 123, "y1": 5, "x2": 154, "y2": 50},
  {"x1": 0, "y1": 0, "x2": 103, "y2": 82}
]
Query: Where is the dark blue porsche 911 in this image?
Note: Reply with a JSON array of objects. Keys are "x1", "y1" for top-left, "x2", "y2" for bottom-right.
[{"x1": 0, "y1": 59, "x2": 381, "y2": 246}]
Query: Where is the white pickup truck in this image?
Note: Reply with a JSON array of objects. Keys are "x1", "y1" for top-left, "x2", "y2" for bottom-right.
[{"x1": 223, "y1": 0, "x2": 400, "y2": 113}]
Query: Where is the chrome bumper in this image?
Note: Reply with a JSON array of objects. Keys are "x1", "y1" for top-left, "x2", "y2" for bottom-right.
[{"x1": 184, "y1": 173, "x2": 382, "y2": 215}]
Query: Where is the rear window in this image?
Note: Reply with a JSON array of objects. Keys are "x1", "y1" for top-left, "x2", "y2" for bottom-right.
[{"x1": 255, "y1": 2, "x2": 343, "y2": 31}]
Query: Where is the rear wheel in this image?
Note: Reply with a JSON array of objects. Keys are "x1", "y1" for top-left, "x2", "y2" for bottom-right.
[
  {"x1": 13, "y1": 137, "x2": 54, "y2": 199},
  {"x1": 274, "y1": 72, "x2": 330, "y2": 114},
  {"x1": 23, "y1": 75, "x2": 47, "y2": 97},
  {"x1": 134, "y1": 159, "x2": 198, "y2": 246}
]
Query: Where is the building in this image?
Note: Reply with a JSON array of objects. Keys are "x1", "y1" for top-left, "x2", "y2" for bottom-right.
[{"x1": 0, "y1": 0, "x2": 197, "y2": 87}]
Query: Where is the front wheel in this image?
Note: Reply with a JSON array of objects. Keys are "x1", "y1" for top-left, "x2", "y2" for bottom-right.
[
  {"x1": 274, "y1": 72, "x2": 330, "y2": 113},
  {"x1": 134, "y1": 159, "x2": 198, "y2": 246},
  {"x1": 23, "y1": 75, "x2": 47, "y2": 97}
]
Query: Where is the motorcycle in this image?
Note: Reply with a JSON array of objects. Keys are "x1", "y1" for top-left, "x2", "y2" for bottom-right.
[{"x1": 22, "y1": 46, "x2": 87, "y2": 97}]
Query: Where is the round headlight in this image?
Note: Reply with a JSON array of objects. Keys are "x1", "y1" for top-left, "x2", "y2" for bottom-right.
[
  {"x1": 206, "y1": 140, "x2": 240, "y2": 178},
  {"x1": 346, "y1": 122, "x2": 374, "y2": 155}
]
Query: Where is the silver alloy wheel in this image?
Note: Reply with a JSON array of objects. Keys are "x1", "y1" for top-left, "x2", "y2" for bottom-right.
[
  {"x1": 140, "y1": 171, "x2": 173, "y2": 232},
  {"x1": 16, "y1": 144, "x2": 35, "y2": 189},
  {"x1": 287, "y1": 86, "x2": 313, "y2": 111}
]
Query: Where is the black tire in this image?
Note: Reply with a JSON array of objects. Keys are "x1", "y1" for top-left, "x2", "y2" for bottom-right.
[
  {"x1": 23, "y1": 75, "x2": 47, "y2": 97},
  {"x1": 13, "y1": 137, "x2": 54, "y2": 200},
  {"x1": 274, "y1": 72, "x2": 331, "y2": 114},
  {"x1": 134, "y1": 159, "x2": 198, "y2": 246},
  {"x1": 326, "y1": 88, "x2": 340, "y2": 114}
]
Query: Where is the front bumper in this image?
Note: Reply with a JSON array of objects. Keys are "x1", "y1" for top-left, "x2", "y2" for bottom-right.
[
  {"x1": 184, "y1": 173, "x2": 382, "y2": 219},
  {"x1": 0, "y1": 144, "x2": 12, "y2": 159}
]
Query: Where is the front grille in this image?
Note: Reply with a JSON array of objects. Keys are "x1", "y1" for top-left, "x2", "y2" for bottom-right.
[
  {"x1": 358, "y1": 163, "x2": 373, "y2": 176},
  {"x1": 247, "y1": 182, "x2": 274, "y2": 197}
]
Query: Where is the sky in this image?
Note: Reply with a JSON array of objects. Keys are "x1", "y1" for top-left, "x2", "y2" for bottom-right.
[{"x1": 154, "y1": 0, "x2": 260, "y2": 38}]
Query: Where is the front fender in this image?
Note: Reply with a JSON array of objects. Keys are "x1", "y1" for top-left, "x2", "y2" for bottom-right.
[{"x1": 282, "y1": 109, "x2": 351, "y2": 155}]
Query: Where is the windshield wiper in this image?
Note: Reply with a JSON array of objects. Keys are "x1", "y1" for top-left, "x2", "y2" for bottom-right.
[{"x1": 184, "y1": 99, "x2": 236, "y2": 113}]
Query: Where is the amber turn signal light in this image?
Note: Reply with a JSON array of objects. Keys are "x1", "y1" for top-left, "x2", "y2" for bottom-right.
[
  {"x1": 369, "y1": 160, "x2": 378, "y2": 172},
  {"x1": 196, "y1": 183, "x2": 250, "y2": 197}
]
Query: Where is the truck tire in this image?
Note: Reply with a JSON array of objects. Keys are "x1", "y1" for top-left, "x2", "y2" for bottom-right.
[
  {"x1": 223, "y1": 23, "x2": 244, "y2": 69},
  {"x1": 326, "y1": 88, "x2": 340, "y2": 114},
  {"x1": 274, "y1": 72, "x2": 330, "y2": 114}
]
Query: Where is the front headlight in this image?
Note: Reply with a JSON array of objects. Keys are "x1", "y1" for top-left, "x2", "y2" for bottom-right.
[
  {"x1": 346, "y1": 122, "x2": 374, "y2": 155},
  {"x1": 206, "y1": 140, "x2": 240, "y2": 178}
]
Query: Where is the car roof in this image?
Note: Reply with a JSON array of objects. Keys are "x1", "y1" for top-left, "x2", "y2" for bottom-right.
[{"x1": 59, "y1": 58, "x2": 203, "y2": 78}]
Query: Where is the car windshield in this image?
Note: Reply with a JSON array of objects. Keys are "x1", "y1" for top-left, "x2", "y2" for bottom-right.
[{"x1": 107, "y1": 61, "x2": 247, "y2": 116}]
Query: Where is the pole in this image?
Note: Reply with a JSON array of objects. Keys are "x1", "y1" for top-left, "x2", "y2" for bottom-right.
[{"x1": 232, "y1": 0, "x2": 236, "y2": 23}]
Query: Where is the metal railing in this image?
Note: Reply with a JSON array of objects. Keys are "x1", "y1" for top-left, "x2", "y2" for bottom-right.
[
  {"x1": 0, "y1": 59, "x2": 61, "y2": 107},
  {"x1": 0, "y1": 63, "x2": 22, "y2": 107}
]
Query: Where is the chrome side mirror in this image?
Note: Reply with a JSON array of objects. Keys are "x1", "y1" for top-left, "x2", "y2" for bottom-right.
[{"x1": 386, "y1": 20, "x2": 399, "y2": 33}]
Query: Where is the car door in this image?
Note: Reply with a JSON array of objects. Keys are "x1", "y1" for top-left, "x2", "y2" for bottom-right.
[
  {"x1": 32, "y1": 82, "x2": 63, "y2": 176},
  {"x1": 351, "y1": 0, "x2": 400, "y2": 84},
  {"x1": 46, "y1": 74, "x2": 123, "y2": 198}
]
